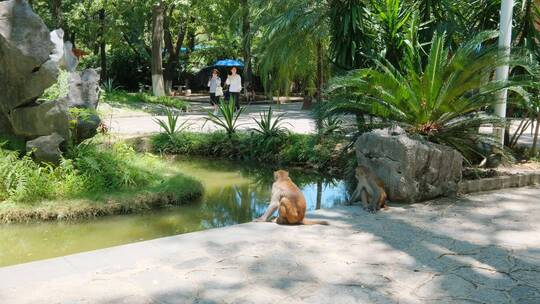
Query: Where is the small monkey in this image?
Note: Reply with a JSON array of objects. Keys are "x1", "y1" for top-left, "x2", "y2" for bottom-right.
[
  {"x1": 254, "y1": 170, "x2": 329, "y2": 225},
  {"x1": 349, "y1": 165, "x2": 387, "y2": 212}
]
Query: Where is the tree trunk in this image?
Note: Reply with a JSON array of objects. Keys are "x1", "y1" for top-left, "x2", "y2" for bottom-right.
[
  {"x1": 164, "y1": 5, "x2": 185, "y2": 95},
  {"x1": 316, "y1": 39, "x2": 323, "y2": 102},
  {"x1": 51, "y1": 0, "x2": 62, "y2": 29},
  {"x1": 98, "y1": 9, "x2": 107, "y2": 81},
  {"x1": 532, "y1": 112, "x2": 540, "y2": 157},
  {"x1": 241, "y1": 0, "x2": 253, "y2": 99},
  {"x1": 151, "y1": 2, "x2": 165, "y2": 97}
]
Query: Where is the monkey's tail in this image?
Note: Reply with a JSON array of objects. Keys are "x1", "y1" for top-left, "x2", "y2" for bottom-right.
[{"x1": 301, "y1": 219, "x2": 329, "y2": 225}]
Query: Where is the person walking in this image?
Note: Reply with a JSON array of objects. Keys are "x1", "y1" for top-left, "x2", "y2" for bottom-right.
[
  {"x1": 225, "y1": 67, "x2": 242, "y2": 111},
  {"x1": 208, "y1": 69, "x2": 222, "y2": 115}
]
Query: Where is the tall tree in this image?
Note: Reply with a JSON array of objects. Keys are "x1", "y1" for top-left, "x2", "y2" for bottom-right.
[
  {"x1": 241, "y1": 0, "x2": 253, "y2": 96},
  {"x1": 151, "y1": 1, "x2": 165, "y2": 97},
  {"x1": 163, "y1": 3, "x2": 186, "y2": 94},
  {"x1": 51, "y1": 0, "x2": 62, "y2": 28},
  {"x1": 98, "y1": 8, "x2": 107, "y2": 81}
]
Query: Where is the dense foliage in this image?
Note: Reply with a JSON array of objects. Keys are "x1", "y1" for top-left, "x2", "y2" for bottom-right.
[
  {"x1": 30, "y1": 1, "x2": 540, "y2": 99},
  {"x1": 152, "y1": 131, "x2": 348, "y2": 172},
  {"x1": 325, "y1": 31, "x2": 536, "y2": 160},
  {"x1": 0, "y1": 141, "x2": 202, "y2": 206}
]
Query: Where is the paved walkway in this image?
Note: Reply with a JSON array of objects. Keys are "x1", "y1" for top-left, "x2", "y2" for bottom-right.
[
  {"x1": 99, "y1": 101, "x2": 318, "y2": 136},
  {"x1": 1, "y1": 187, "x2": 539, "y2": 303},
  {"x1": 100, "y1": 99, "x2": 540, "y2": 150}
]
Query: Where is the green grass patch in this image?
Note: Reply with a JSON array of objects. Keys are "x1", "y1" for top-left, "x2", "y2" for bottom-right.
[
  {"x1": 151, "y1": 131, "x2": 349, "y2": 172},
  {"x1": 0, "y1": 141, "x2": 203, "y2": 223},
  {"x1": 104, "y1": 90, "x2": 189, "y2": 111}
]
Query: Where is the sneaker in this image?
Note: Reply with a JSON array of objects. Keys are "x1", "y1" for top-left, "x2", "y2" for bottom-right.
[{"x1": 213, "y1": 110, "x2": 219, "y2": 115}]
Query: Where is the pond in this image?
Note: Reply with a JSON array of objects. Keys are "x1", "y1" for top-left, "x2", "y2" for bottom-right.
[{"x1": 0, "y1": 157, "x2": 348, "y2": 267}]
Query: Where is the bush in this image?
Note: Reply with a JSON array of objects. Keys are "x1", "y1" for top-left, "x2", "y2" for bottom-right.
[
  {"x1": 152, "y1": 131, "x2": 348, "y2": 171},
  {"x1": 41, "y1": 70, "x2": 70, "y2": 101},
  {"x1": 0, "y1": 142, "x2": 202, "y2": 205},
  {"x1": 204, "y1": 100, "x2": 246, "y2": 136},
  {"x1": 325, "y1": 31, "x2": 535, "y2": 161}
]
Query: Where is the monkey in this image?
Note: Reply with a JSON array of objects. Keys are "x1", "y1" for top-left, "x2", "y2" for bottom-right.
[
  {"x1": 254, "y1": 170, "x2": 329, "y2": 225},
  {"x1": 72, "y1": 48, "x2": 89, "y2": 60},
  {"x1": 348, "y1": 165, "x2": 388, "y2": 212}
]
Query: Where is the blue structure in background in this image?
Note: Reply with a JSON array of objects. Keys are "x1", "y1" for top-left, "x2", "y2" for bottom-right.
[{"x1": 213, "y1": 59, "x2": 245, "y2": 68}]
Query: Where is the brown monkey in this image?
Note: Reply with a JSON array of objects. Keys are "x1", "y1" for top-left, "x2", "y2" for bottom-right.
[
  {"x1": 254, "y1": 170, "x2": 329, "y2": 225},
  {"x1": 349, "y1": 165, "x2": 387, "y2": 212}
]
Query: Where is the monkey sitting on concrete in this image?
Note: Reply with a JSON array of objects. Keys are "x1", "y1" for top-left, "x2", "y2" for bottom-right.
[
  {"x1": 349, "y1": 165, "x2": 388, "y2": 212},
  {"x1": 254, "y1": 170, "x2": 329, "y2": 225}
]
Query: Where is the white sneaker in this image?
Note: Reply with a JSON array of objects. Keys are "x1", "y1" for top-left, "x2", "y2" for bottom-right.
[{"x1": 213, "y1": 110, "x2": 219, "y2": 115}]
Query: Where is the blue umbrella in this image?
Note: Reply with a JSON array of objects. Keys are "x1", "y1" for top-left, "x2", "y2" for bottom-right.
[{"x1": 213, "y1": 59, "x2": 244, "y2": 67}]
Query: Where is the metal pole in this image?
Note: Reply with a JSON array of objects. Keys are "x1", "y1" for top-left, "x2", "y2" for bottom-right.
[{"x1": 494, "y1": 0, "x2": 514, "y2": 145}]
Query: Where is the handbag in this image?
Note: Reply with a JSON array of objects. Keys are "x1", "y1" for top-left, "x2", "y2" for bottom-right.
[{"x1": 215, "y1": 86, "x2": 224, "y2": 97}]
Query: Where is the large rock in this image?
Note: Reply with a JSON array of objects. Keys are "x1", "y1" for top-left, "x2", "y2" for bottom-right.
[
  {"x1": 0, "y1": 0, "x2": 59, "y2": 112},
  {"x1": 26, "y1": 133, "x2": 64, "y2": 164},
  {"x1": 64, "y1": 69, "x2": 101, "y2": 143},
  {"x1": 355, "y1": 127, "x2": 463, "y2": 203},
  {"x1": 10, "y1": 99, "x2": 70, "y2": 139},
  {"x1": 0, "y1": 0, "x2": 102, "y2": 164},
  {"x1": 66, "y1": 69, "x2": 101, "y2": 109}
]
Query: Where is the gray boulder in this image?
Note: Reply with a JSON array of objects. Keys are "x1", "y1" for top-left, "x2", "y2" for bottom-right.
[
  {"x1": 0, "y1": 0, "x2": 59, "y2": 112},
  {"x1": 26, "y1": 133, "x2": 64, "y2": 164},
  {"x1": 63, "y1": 41, "x2": 79, "y2": 72},
  {"x1": 66, "y1": 69, "x2": 101, "y2": 109},
  {"x1": 65, "y1": 69, "x2": 101, "y2": 143},
  {"x1": 10, "y1": 99, "x2": 70, "y2": 140},
  {"x1": 355, "y1": 127, "x2": 463, "y2": 203},
  {"x1": 0, "y1": 0, "x2": 101, "y2": 164}
]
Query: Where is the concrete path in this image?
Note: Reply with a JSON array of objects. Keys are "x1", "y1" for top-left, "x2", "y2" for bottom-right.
[
  {"x1": 99, "y1": 101, "x2": 318, "y2": 136},
  {"x1": 1, "y1": 187, "x2": 539, "y2": 304},
  {"x1": 100, "y1": 99, "x2": 540, "y2": 150}
]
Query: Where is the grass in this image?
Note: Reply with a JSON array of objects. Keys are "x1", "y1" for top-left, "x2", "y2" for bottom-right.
[
  {"x1": 104, "y1": 90, "x2": 190, "y2": 111},
  {"x1": 0, "y1": 140, "x2": 203, "y2": 223},
  {"x1": 151, "y1": 131, "x2": 349, "y2": 172}
]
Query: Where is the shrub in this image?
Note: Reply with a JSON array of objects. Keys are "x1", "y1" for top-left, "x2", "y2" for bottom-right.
[
  {"x1": 154, "y1": 109, "x2": 189, "y2": 138},
  {"x1": 252, "y1": 107, "x2": 289, "y2": 138},
  {"x1": 41, "y1": 70, "x2": 70, "y2": 101},
  {"x1": 0, "y1": 148, "x2": 58, "y2": 202},
  {"x1": 152, "y1": 131, "x2": 347, "y2": 171},
  {"x1": 325, "y1": 31, "x2": 535, "y2": 161},
  {"x1": 204, "y1": 100, "x2": 246, "y2": 136},
  {"x1": 0, "y1": 141, "x2": 201, "y2": 204}
]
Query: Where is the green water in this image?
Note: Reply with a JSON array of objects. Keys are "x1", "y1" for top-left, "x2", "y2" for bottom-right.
[{"x1": 0, "y1": 158, "x2": 347, "y2": 267}]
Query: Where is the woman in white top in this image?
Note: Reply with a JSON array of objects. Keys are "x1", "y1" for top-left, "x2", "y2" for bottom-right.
[
  {"x1": 225, "y1": 67, "x2": 242, "y2": 111},
  {"x1": 207, "y1": 69, "x2": 222, "y2": 114}
]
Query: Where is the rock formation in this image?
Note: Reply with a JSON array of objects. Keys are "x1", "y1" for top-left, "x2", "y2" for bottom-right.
[
  {"x1": 355, "y1": 127, "x2": 463, "y2": 203},
  {"x1": 63, "y1": 69, "x2": 101, "y2": 143},
  {"x1": 0, "y1": 0, "x2": 100, "y2": 163}
]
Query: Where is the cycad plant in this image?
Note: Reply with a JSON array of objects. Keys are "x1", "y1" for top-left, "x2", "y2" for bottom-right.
[
  {"x1": 253, "y1": 107, "x2": 289, "y2": 138},
  {"x1": 326, "y1": 31, "x2": 535, "y2": 160},
  {"x1": 205, "y1": 100, "x2": 246, "y2": 136},
  {"x1": 101, "y1": 78, "x2": 120, "y2": 94},
  {"x1": 154, "y1": 109, "x2": 189, "y2": 138}
]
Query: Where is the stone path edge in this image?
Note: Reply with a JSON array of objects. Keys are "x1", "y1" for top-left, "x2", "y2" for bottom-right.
[{"x1": 459, "y1": 172, "x2": 540, "y2": 194}]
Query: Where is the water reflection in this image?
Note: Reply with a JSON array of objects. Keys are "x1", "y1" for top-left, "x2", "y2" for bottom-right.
[{"x1": 0, "y1": 157, "x2": 347, "y2": 267}]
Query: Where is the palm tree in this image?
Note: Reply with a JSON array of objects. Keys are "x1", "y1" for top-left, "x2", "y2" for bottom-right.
[
  {"x1": 325, "y1": 31, "x2": 535, "y2": 160},
  {"x1": 253, "y1": 0, "x2": 328, "y2": 101}
]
